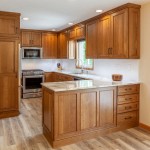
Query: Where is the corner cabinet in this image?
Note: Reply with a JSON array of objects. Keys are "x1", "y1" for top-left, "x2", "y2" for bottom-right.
[
  {"x1": 86, "y1": 20, "x2": 98, "y2": 58},
  {"x1": 57, "y1": 31, "x2": 68, "y2": 58},
  {"x1": 86, "y1": 4, "x2": 140, "y2": 59},
  {"x1": 42, "y1": 32, "x2": 58, "y2": 58}
]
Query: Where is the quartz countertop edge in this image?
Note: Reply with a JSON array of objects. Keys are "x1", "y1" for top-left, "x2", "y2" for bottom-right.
[{"x1": 41, "y1": 80, "x2": 140, "y2": 92}]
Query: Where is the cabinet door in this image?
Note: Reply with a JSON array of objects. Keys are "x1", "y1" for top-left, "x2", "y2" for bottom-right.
[
  {"x1": 21, "y1": 31, "x2": 32, "y2": 47},
  {"x1": 111, "y1": 9, "x2": 128, "y2": 58},
  {"x1": 0, "y1": 15, "x2": 20, "y2": 37},
  {"x1": 99, "y1": 87, "x2": 117, "y2": 128},
  {"x1": 55, "y1": 94, "x2": 78, "y2": 139},
  {"x1": 42, "y1": 33, "x2": 57, "y2": 58},
  {"x1": 76, "y1": 26, "x2": 85, "y2": 39},
  {"x1": 0, "y1": 39, "x2": 19, "y2": 116},
  {"x1": 44, "y1": 72, "x2": 54, "y2": 82},
  {"x1": 98, "y1": 15, "x2": 111, "y2": 58},
  {"x1": 0, "y1": 75, "x2": 18, "y2": 111},
  {"x1": 68, "y1": 29, "x2": 76, "y2": 39},
  {"x1": 129, "y1": 8, "x2": 140, "y2": 58},
  {"x1": 86, "y1": 20, "x2": 98, "y2": 58},
  {"x1": 32, "y1": 32, "x2": 42, "y2": 47},
  {"x1": 58, "y1": 32, "x2": 68, "y2": 58},
  {"x1": 80, "y1": 91, "x2": 98, "y2": 130},
  {"x1": 0, "y1": 39, "x2": 19, "y2": 74}
]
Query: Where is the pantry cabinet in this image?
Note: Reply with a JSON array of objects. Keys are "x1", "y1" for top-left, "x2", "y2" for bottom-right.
[
  {"x1": 42, "y1": 32, "x2": 58, "y2": 58},
  {"x1": 21, "y1": 30, "x2": 42, "y2": 47},
  {"x1": 86, "y1": 4, "x2": 140, "y2": 59},
  {"x1": 0, "y1": 38, "x2": 20, "y2": 118}
]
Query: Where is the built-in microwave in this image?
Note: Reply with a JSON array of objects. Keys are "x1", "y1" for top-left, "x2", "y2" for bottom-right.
[{"x1": 22, "y1": 47, "x2": 43, "y2": 59}]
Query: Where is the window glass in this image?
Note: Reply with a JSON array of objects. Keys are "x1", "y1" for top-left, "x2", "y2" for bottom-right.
[{"x1": 76, "y1": 40, "x2": 93, "y2": 70}]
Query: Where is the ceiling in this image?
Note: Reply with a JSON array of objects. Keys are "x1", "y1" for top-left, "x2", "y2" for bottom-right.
[{"x1": 0, "y1": 0, "x2": 150, "y2": 31}]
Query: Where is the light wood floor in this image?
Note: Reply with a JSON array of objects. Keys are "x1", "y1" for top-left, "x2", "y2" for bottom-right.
[{"x1": 0, "y1": 98, "x2": 150, "y2": 150}]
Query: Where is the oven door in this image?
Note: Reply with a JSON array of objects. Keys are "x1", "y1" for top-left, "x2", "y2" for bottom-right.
[{"x1": 23, "y1": 75, "x2": 44, "y2": 93}]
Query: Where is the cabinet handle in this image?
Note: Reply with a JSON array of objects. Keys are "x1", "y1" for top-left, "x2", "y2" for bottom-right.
[
  {"x1": 108, "y1": 48, "x2": 111, "y2": 55},
  {"x1": 125, "y1": 106, "x2": 132, "y2": 110},
  {"x1": 124, "y1": 116, "x2": 132, "y2": 120},
  {"x1": 110, "y1": 48, "x2": 113, "y2": 54},
  {"x1": 16, "y1": 27, "x2": 18, "y2": 34},
  {"x1": 125, "y1": 98, "x2": 133, "y2": 101},
  {"x1": 32, "y1": 40, "x2": 34, "y2": 44}
]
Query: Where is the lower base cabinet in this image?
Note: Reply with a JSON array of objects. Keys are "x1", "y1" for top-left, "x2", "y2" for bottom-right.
[{"x1": 42, "y1": 84, "x2": 139, "y2": 148}]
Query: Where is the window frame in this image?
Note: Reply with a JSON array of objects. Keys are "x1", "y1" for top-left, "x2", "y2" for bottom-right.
[{"x1": 76, "y1": 39, "x2": 94, "y2": 70}]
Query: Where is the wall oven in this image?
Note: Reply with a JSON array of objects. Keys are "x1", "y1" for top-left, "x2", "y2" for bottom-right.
[
  {"x1": 22, "y1": 47, "x2": 43, "y2": 59},
  {"x1": 22, "y1": 70, "x2": 44, "y2": 98}
]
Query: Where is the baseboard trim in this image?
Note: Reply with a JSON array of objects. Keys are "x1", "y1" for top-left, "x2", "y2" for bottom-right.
[{"x1": 139, "y1": 123, "x2": 150, "y2": 131}]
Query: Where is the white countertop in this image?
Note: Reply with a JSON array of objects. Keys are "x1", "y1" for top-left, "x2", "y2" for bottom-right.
[{"x1": 41, "y1": 80, "x2": 140, "y2": 92}]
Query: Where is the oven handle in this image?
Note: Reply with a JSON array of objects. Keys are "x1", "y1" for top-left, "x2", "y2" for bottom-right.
[{"x1": 23, "y1": 75, "x2": 44, "y2": 78}]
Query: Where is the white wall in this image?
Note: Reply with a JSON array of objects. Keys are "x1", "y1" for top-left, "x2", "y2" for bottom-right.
[
  {"x1": 22, "y1": 59, "x2": 139, "y2": 81},
  {"x1": 139, "y1": 2, "x2": 150, "y2": 126}
]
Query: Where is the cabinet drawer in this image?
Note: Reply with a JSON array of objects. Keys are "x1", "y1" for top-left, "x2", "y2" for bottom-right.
[
  {"x1": 118, "y1": 84, "x2": 139, "y2": 95},
  {"x1": 118, "y1": 102, "x2": 138, "y2": 113},
  {"x1": 117, "y1": 111, "x2": 138, "y2": 125},
  {"x1": 118, "y1": 94, "x2": 139, "y2": 104}
]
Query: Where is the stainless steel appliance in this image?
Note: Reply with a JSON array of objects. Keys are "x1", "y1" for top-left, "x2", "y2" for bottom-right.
[
  {"x1": 22, "y1": 69, "x2": 44, "y2": 98},
  {"x1": 22, "y1": 47, "x2": 43, "y2": 59}
]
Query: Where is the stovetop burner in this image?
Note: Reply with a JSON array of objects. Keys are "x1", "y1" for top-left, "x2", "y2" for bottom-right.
[{"x1": 22, "y1": 69, "x2": 44, "y2": 76}]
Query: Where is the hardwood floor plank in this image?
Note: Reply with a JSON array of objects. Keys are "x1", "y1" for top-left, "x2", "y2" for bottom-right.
[
  {"x1": 3, "y1": 119, "x2": 16, "y2": 146},
  {"x1": 1, "y1": 98, "x2": 150, "y2": 150}
]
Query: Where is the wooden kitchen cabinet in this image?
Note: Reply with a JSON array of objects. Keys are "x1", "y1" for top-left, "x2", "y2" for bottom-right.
[
  {"x1": 129, "y1": 8, "x2": 140, "y2": 58},
  {"x1": 86, "y1": 4, "x2": 140, "y2": 59},
  {"x1": 80, "y1": 91, "x2": 97, "y2": 130},
  {"x1": 58, "y1": 31, "x2": 68, "y2": 58},
  {"x1": 86, "y1": 20, "x2": 98, "y2": 58},
  {"x1": 42, "y1": 84, "x2": 139, "y2": 148},
  {"x1": 99, "y1": 87, "x2": 117, "y2": 128},
  {"x1": 21, "y1": 30, "x2": 42, "y2": 47},
  {"x1": 45, "y1": 72, "x2": 74, "y2": 82},
  {"x1": 117, "y1": 84, "x2": 140, "y2": 126},
  {"x1": 0, "y1": 12, "x2": 20, "y2": 38},
  {"x1": 0, "y1": 38, "x2": 19, "y2": 118},
  {"x1": 97, "y1": 15, "x2": 111, "y2": 58},
  {"x1": 110, "y1": 8, "x2": 128, "y2": 58},
  {"x1": 68, "y1": 26, "x2": 85, "y2": 40},
  {"x1": 42, "y1": 32, "x2": 57, "y2": 58}
]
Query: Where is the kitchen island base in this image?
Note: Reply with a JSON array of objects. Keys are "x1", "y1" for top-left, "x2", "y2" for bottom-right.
[{"x1": 42, "y1": 83, "x2": 139, "y2": 148}]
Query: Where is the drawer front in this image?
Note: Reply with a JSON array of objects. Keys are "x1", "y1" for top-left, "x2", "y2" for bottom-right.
[
  {"x1": 118, "y1": 94, "x2": 139, "y2": 104},
  {"x1": 117, "y1": 111, "x2": 138, "y2": 124},
  {"x1": 118, "y1": 102, "x2": 139, "y2": 113},
  {"x1": 118, "y1": 84, "x2": 139, "y2": 95}
]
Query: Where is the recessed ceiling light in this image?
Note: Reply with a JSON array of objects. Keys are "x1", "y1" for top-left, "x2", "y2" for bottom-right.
[
  {"x1": 52, "y1": 29, "x2": 56, "y2": 31},
  {"x1": 68, "y1": 22, "x2": 73, "y2": 25},
  {"x1": 23, "y1": 17, "x2": 29, "y2": 21},
  {"x1": 96, "y1": 10, "x2": 103, "y2": 13}
]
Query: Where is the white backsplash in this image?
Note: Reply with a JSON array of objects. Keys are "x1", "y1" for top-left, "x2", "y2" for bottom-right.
[{"x1": 22, "y1": 59, "x2": 139, "y2": 81}]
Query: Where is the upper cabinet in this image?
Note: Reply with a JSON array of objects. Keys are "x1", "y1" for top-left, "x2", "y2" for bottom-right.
[
  {"x1": 68, "y1": 25, "x2": 85, "y2": 40},
  {"x1": 21, "y1": 30, "x2": 42, "y2": 47},
  {"x1": 0, "y1": 12, "x2": 20, "y2": 38},
  {"x1": 58, "y1": 31, "x2": 68, "y2": 59},
  {"x1": 42, "y1": 32, "x2": 58, "y2": 59},
  {"x1": 110, "y1": 8, "x2": 128, "y2": 58},
  {"x1": 86, "y1": 20, "x2": 98, "y2": 59},
  {"x1": 86, "y1": 4, "x2": 140, "y2": 59}
]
